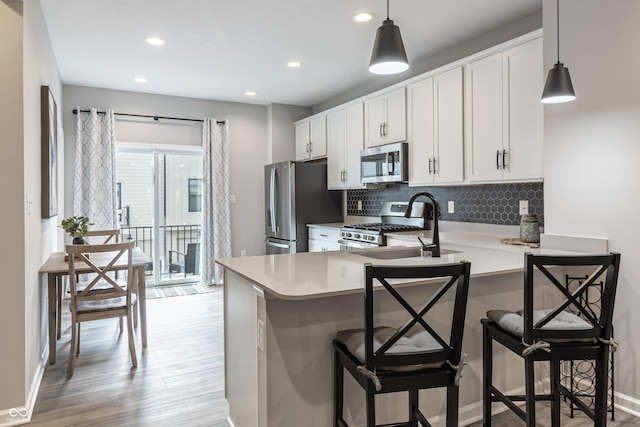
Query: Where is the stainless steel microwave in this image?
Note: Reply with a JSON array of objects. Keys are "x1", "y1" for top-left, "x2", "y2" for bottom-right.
[{"x1": 360, "y1": 142, "x2": 408, "y2": 184}]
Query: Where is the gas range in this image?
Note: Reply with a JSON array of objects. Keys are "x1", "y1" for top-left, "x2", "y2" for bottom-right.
[{"x1": 339, "y1": 201, "x2": 430, "y2": 248}]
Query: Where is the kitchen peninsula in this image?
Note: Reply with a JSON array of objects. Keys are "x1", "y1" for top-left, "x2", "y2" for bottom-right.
[{"x1": 216, "y1": 231, "x2": 607, "y2": 426}]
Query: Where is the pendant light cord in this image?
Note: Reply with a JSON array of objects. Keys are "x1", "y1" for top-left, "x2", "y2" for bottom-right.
[
  {"x1": 556, "y1": 0, "x2": 560, "y2": 63},
  {"x1": 386, "y1": 0, "x2": 390, "y2": 20}
]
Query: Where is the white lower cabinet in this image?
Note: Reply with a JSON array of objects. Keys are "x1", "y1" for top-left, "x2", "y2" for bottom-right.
[
  {"x1": 408, "y1": 66, "x2": 464, "y2": 186},
  {"x1": 307, "y1": 225, "x2": 341, "y2": 252}
]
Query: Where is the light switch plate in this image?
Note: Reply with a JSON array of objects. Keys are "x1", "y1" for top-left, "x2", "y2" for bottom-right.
[
  {"x1": 229, "y1": 195, "x2": 237, "y2": 204},
  {"x1": 519, "y1": 200, "x2": 529, "y2": 215},
  {"x1": 447, "y1": 201, "x2": 454, "y2": 213},
  {"x1": 257, "y1": 319, "x2": 265, "y2": 351}
]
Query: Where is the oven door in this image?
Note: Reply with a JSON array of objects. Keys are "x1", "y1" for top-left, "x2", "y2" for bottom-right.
[{"x1": 338, "y1": 239, "x2": 380, "y2": 250}]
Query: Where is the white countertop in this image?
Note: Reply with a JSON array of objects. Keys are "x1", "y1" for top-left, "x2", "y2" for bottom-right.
[{"x1": 216, "y1": 231, "x2": 582, "y2": 301}]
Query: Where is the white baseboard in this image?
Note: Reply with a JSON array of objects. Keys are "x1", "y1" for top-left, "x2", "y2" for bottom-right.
[
  {"x1": 615, "y1": 392, "x2": 640, "y2": 419},
  {"x1": 0, "y1": 346, "x2": 48, "y2": 427}
]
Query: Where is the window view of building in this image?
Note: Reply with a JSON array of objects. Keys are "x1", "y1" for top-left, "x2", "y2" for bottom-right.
[{"x1": 116, "y1": 149, "x2": 203, "y2": 285}]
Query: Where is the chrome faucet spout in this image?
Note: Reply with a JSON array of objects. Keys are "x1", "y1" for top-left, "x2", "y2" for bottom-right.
[{"x1": 405, "y1": 192, "x2": 441, "y2": 257}]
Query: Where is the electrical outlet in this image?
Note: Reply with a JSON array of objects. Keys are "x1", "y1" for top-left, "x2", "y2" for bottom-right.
[
  {"x1": 447, "y1": 201, "x2": 455, "y2": 213},
  {"x1": 241, "y1": 249, "x2": 247, "y2": 257},
  {"x1": 229, "y1": 194, "x2": 237, "y2": 204},
  {"x1": 357, "y1": 200, "x2": 363, "y2": 211},
  {"x1": 519, "y1": 200, "x2": 529, "y2": 215}
]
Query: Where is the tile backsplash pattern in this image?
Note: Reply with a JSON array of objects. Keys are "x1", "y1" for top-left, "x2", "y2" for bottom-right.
[{"x1": 346, "y1": 182, "x2": 544, "y2": 226}]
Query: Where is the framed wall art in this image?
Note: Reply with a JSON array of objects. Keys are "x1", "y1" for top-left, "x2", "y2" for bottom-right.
[{"x1": 41, "y1": 85, "x2": 58, "y2": 218}]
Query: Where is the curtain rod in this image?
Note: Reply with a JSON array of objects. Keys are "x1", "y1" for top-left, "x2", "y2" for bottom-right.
[{"x1": 72, "y1": 108, "x2": 225, "y2": 125}]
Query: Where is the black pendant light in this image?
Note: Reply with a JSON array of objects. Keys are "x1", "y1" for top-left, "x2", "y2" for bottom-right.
[
  {"x1": 369, "y1": 0, "x2": 409, "y2": 75},
  {"x1": 541, "y1": 0, "x2": 576, "y2": 103}
]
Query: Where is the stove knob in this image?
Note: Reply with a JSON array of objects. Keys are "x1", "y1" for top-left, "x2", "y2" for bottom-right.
[
  {"x1": 354, "y1": 233, "x2": 361, "y2": 239},
  {"x1": 367, "y1": 235, "x2": 375, "y2": 241},
  {"x1": 344, "y1": 232, "x2": 352, "y2": 238}
]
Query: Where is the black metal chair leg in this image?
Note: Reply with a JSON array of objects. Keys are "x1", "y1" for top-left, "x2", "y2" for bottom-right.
[
  {"x1": 366, "y1": 385, "x2": 376, "y2": 427},
  {"x1": 550, "y1": 360, "x2": 561, "y2": 427},
  {"x1": 525, "y1": 356, "x2": 536, "y2": 426},
  {"x1": 483, "y1": 324, "x2": 492, "y2": 427},
  {"x1": 409, "y1": 388, "x2": 419, "y2": 427},
  {"x1": 334, "y1": 347, "x2": 344, "y2": 427},
  {"x1": 446, "y1": 385, "x2": 459, "y2": 427},
  {"x1": 595, "y1": 353, "x2": 609, "y2": 427}
]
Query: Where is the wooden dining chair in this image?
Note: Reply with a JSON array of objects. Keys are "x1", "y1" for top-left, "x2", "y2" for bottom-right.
[
  {"x1": 66, "y1": 241, "x2": 138, "y2": 378},
  {"x1": 333, "y1": 261, "x2": 471, "y2": 427},
  {"x1": 58, "y1": 229, "x2": 127, "y2": 337},
  {"x1": 482, "y1": 252, "x2": 621, "y2": 426}
]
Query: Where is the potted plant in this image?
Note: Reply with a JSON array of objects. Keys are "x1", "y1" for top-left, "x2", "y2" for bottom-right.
[{"x1": 61, "y1": 216, "x2": 93, "y2": 244}]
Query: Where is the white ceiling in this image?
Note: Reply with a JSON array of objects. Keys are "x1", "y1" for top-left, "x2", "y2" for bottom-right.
[{"x1": 39, "y1": 0, "x2": 542, "y2": 107}]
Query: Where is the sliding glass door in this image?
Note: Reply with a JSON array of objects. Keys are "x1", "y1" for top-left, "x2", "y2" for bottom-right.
[{"x1": 116, "y1": 146, "x2": 203, "y2": 286}]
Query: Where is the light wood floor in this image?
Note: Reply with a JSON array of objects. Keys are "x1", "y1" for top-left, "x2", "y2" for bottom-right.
[
  {"x1": 467, "y1": 403, "x2": 638, "y2": 426},
  {"x1": 31, "y1": 288, "x2": 637, "y2": 426},
  {"x1": 30, "y1": 289, "x2": 228, "y2": 426}
]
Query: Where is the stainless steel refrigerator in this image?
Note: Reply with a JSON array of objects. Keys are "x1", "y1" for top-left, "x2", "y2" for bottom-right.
[{"x1": 265, "y1": 161, "x2": 343, "y2": 254}]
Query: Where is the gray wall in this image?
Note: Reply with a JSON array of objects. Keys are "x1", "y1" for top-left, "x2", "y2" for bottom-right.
[
  {"x1": 542, "y1": 0, "x2": 640, "y2": 410},
  {"x1": 313, "y1": 12, "x2": 542, "y2": 114},
  {"x1": 0, "y1": 0, "x2": 63, "y2": 416},
  {"x1": 63, "y1": 85, "x2": 284, "y2": 258}
]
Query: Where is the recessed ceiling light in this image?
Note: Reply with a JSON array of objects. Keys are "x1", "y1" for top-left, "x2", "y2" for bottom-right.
[
  {"x1": 287, "y1": 61, "x2": 302, "y2": 68},
  {"x1": 245, "y1": 91, "x2": 256, "y2": 96},
  {"x1": 133, "y1": 76, "x2": 148, "y2": 83},
  {"x1": 354, "y1": 12, "x2": 374, "y2": 22},
  {"x1": 145, "y1": 37, "x2": 165, "y2": 46}
]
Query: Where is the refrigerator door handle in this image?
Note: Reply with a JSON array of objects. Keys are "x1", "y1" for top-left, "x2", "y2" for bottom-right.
[
  {"x1": 270, "y1": 167, "x2": 278, "y2": 233},
  {"x1": 266, "y1": 239, "x2": 290, "y2": 249}
]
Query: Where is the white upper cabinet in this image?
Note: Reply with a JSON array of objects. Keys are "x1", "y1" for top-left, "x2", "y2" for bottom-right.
[
  {"x1": 408, "y1": 67, "x2": 463, "y2": 186},
  {"x1": 365, "y1": 87, "x2": 406, "y2": 148},
  {"x1": 327, "y1": 103, "x2": 365, "y2": 189},
  {"x1": 502, "y1": 38, "x2": 543, "y2": 181},
  {"x1": 464, "y1": 37, "x2": 543, "y2": 182},
  {"x1": 295, "y1": 115, "x2": 327, "y2": 161}
]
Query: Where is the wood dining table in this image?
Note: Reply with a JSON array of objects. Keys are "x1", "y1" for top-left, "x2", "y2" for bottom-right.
[{"x1": 38, "y1": 247, "x2": 152, "y2": 364}]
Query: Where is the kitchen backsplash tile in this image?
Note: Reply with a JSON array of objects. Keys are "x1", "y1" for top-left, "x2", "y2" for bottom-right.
[{"x1": 346, "y1": 182, "x2": 544, "y2": 226}]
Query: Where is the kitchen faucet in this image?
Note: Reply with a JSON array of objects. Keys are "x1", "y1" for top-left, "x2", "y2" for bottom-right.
[{"x1": 405, "y1": 192, "x2": 441, "y2": 257}]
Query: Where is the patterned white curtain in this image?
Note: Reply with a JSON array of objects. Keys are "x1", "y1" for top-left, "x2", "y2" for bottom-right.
[
  {"x1": 200, "y1": 118, "x2": 231, "y2": 285},
  {"x1": 73, "y1": 108, "x2": 117, "y2": 229}
]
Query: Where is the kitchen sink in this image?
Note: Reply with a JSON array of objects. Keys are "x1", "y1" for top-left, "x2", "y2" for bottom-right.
[{"x1": 352, "y1": 247, "x2": 461, "y2": 260}]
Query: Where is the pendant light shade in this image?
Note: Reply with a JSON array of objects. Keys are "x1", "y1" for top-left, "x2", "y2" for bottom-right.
[
  {"x1": 369, "y1": 1, "x2": 409, "y2": 75},
  {"x1": 541, "y1": 62, "x2": 575, "y2": 103},
  {"x1": 541, "y1": 0, "x2": 576, "y2": 103}
]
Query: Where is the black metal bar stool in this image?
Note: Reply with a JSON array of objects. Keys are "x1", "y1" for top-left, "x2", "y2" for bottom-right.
[
  {"x1": 333, "y1": 261, "x2": 471, "y2": 427},
  {"x1": 482, "y1": 252, "x2": 621, "y2": 426}
]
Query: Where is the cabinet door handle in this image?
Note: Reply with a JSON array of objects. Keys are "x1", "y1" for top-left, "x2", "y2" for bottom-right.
[
  {"x1": 383, "y1": 122, "x2": 388, "y2": 137},
  {"x1": 433, "y1": 157, "x2": 438, "y2": 174},
  {"x1": 502, "y1": 149, "x2": 507, "y2": 170},
  {"x1": 309, "y1": 141, "x2": 313, "y2": 153},
  {"x1": 379, "y1": 123, "x2": 383, "y2": 137},
  {"x1": 496, "y1": 150, "x2": 501, "y2": 170},
  {"x1": 343, "y1": 170, "x2": 347, "y2": 182},
  {"x1": 428, "y1": 158, "x2": 433, "y2": 174}
]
